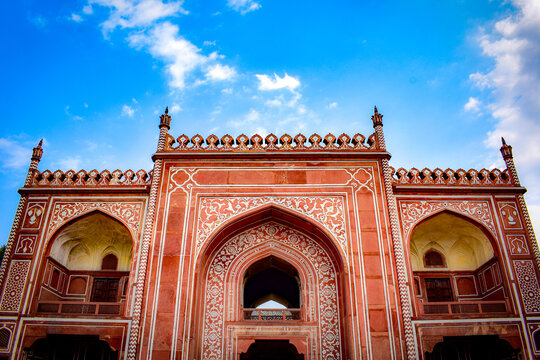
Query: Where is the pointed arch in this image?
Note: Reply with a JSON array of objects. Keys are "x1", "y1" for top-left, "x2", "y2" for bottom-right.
[{"x1": 197, "y1": 204, "x2": 347, "y2": 272}]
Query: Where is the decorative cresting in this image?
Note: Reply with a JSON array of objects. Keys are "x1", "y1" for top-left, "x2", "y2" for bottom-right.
[
  {"x1": 399, "y1": 200, "x2": 496, "y2": 239},
  {"x1": 373, "y1": 107, "x2": 417, "y2": 360},
  {"x1": 197, "y1": 196, "x2": 347, "y2": 253},
  {"x1": 202, "y1": 222, "x2": 341, "y2": 360},
  {"x1": 0, "y1": 140, "x2": 43, "y2": 294},
  {"x1": 163, "y1": 132, "x2": 381, "y2": 151},
  {"x1": 31, "y1": 169, "x2": 151, "y2": 187},
  {"x1": 47, "y1": 202, "x2": 144, "y2": 238},
  {"x1": 392, "y1": 167, "x2": 511, "y2": 186},
  {"x1": 126, "y1": 107, "x2": 171, "y2": 360}
]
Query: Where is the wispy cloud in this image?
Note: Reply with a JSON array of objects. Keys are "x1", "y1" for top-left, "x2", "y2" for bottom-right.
[
  {"x1": 55, "y1": 156, "x2": 82, "y2": 170},
  {"x1": 71, "y1": 13, "x2": 84, "y2": 22},
  {"x1": 28, "y1": 15, "x2": 47, "y2": 28},
  {"x1": 0, "y1": 138, "x2": 32, "y2": 170},
  {"x1": 328, "y1": 102, "x2": 338, "y2": 109},
  {"x1": 470, "y1": 0, "x2": 540, "y2": 229},
  {"x1": 122, "y1": 104, "x2": 135, "y2": 117},
  {"x1": 464, "y1": 97, "x2": 481, "y2": 112},
  {"x1": 256, "y1": 73, "x2": 300, "y2": 92},
  {"x1": 227, "y1": 0, "x2": 261, "y2": 14},
  {"x1": 206, "y1": 64, "x2": 236, "y2": 81}
]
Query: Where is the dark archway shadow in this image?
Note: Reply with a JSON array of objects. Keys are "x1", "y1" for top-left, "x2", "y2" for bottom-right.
[
  {"x1": 240, "y1": 340, "x2": 304, "y2": 360},
  {"x1": 24, "y1": 335, "x2": 118, "y2": 360},
  {"x1": 426, "y1": 335, "x2": 521, "y2": 360}
]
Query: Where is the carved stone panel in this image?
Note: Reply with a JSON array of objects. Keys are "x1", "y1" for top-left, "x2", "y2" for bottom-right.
[{"x1": 0, "y1": 260, "x2": 31, "y2": 312}]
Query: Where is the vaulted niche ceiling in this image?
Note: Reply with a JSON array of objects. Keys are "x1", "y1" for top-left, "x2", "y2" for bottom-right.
[
  {"x1": 410, "y1": 212, "x2": 495, "y2": 271},
  {"x1": 49, "y1": 212, "x2": 132, "y2": 271},
  {"x1": 243, "y1": 256, "x2": 301, "y2": 309}
]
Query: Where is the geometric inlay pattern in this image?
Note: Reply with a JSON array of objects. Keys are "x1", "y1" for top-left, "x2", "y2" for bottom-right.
[
  {"x1": 513, "y1": 260, "x2": 540, "y2": 313},
  {"x1": 202, "y1": 222, "x2": 341, "y2": 360},
  {"x1": 197, "y1": 196, "x2": 346, "y2": 254},
  {"x1": 47, "y1": 201, "x2": 144, "y2": 238},
  {"x1": 0, "y1": 260, "x2": 31, "y2": 312},
  {"x1": 399, "y1": 200, "x2": 496, "y2": 239}
]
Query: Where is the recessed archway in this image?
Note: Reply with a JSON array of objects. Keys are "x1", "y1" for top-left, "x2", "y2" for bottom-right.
[{"x1": 193, "y1": 208, "x2": 348, "y2": 360}]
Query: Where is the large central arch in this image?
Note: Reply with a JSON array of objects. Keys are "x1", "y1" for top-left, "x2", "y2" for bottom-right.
[{"x1": 192, "y1": 207, "x2": 348, "y2": 360}]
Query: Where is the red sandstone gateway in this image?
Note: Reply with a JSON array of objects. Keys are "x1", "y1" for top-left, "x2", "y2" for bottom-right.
[{"x1": 0, "y1": 107, "x2": 537, "y2": 359}]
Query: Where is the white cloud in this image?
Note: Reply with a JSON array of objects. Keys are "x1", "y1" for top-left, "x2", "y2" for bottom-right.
[
  {"x1": 83, "y1": 5, "x2": 93, "y2": 14},
  {"x1": 464, "y1": 97, "x2": 481, "y2": 112},
  {"x1": 203, "y1": 40, "x2": 216, "y2": 46},
  {"x1": 92, "y1": 0, "x2": 187, "y2": 34},
  {"x1": 56, "y1": 156, "x2": 82, "y2": 170},
  {"x1": 328, "y1": 102, "x2": 338, "y2": 109},
  {"x1": 470, "y1": 0, "x2": 540, "y2": 231},
  {"x1": 29, "y1": 15, "x2": 47, "y2": 28},
  {"x1": 122, "y1": 104, "x2": 135, "y2": 117},
  {"x1": 228, "y1": 108, "x2": 260, "y2": 128},
  {"x1": 84, "y1": 103, "x2": 89, "y2": 108},
  {"x1": 205, "y1": 64, "x2": 236, "y2": 81},
  {"x1": 128, "y1": 22, "x2": 206, "y2": 89},
  {"x1": 131, "y1": 97, "x2": 138, "y2": 103},
  {"x1": 227, "y1": 0, "x2": 261, "y2": 14},
  {"x1": 222, "y1": 87, "x2": 233, "y2": 94},
  {"x1": 256, "y1": 73, "x2": 300, "y2": 92},
  {"x1": 0, "y1": 138, "x2": 32, "y2": 170},
  {"x1": 170, "y1": 103, "x2": 182, "y2": 113},
  {"x1": 71, "y1": 13, "x2": 84, "y2": 22}
]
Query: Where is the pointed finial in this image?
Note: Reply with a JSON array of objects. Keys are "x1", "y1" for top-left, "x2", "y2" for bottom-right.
[
  {"x1": 371, "y1": 105, "x2": 383, "y2": 127},
  {"x1": 159, "y1": 106, "x2": 171, "y2": 130},
  {"x1": 31, "y1": 138, "x2": 44, "y2": 162},
  {"x1": 500, "y1": 136, "x2": 513, "y2": 160}
]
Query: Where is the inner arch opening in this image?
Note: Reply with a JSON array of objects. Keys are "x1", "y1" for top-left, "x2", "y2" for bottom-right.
[{"x1": 243, "y1": 256, "x2": 300, "y2": 309}]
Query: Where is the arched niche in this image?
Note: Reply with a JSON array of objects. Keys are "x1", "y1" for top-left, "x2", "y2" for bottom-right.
[
  {"x1": 192, "y1": 206, "x2": 349, "y2": 360},
  {"x1": 48, "y1": 212, "x2": 132, "y2": 271},
  {"x1": 410, "y1": 212, "x2": 494, "y2": 272},
  {"x1": 409, "y1": 211, "x2": 509, "y2": 311}
]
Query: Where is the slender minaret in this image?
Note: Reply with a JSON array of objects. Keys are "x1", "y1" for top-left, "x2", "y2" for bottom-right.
[
  {"x1": 127, "y1": 108, "x2": 171, "y2": 360},
  {"x1": 372, "y1": 107, "x2": 417, "y2": 359},
  {"x1": 500, "y1": 138, "x2": 540, "y2": 268},
  {"x1": 0, "y1": 139, "x2": 44, "y2": 288}
]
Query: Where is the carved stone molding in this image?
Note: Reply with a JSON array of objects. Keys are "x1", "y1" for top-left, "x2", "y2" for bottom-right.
[
  {"x1": 197, "y1": 196, "x2": 347, "y2": 254},
  {"x1": 47, "y1": 201, "x2": 144, "y2": 238}
]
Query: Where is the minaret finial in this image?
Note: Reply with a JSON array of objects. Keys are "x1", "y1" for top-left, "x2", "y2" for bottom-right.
[
  {"x1": 500, "y1": 136, "x2": 513, "y2": 160},
  {"x1": 31, "y1": 138, "x2": 44, "y2": 162},
  {"x1": 160, "y1": 106, "x2": 171, "y2": 130},
  {"x1": 371, "y1": 105, "x2": 383, "y2": 127}
]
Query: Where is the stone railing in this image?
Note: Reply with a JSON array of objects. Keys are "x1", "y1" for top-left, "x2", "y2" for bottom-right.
[
  {"x1": 31, "y1": 169, "x2": 152, "y2": 187},
  {"x1": 37, "y1": 301, "x2": 124, "y2": 316},
  {"x1": 163, "y1": 132, "x2": 380, "y2": 152},
  {"x1": 419, "y1": 300, "x2": 509, "y2": 316},
  {"x1": 392, "y1": 167, "x2": 512, "y2": 186},
  {"x1": 242, "y1": 308, "x2": 301, "y2": 321}
]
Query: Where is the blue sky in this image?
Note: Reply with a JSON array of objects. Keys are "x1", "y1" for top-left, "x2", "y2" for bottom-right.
[{"x1": 1, "y1": 0, "x2": 540, "y2": 243}]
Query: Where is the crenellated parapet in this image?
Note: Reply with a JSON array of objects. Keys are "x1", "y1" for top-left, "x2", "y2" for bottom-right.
[
  {"x1": 162, "y1": 132, "x2": 381, "y2": 152},
  {"x1": 29, "y1": 169, "x2": 152, "y2": 187},
  {"x1": 392, "y1": 167, "x2": 512, "y2": 186}
]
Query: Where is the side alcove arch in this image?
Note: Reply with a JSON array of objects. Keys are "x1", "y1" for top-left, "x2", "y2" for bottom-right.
[
  {"x1": 33, "y1": 211, "x2": 134, "y2": 316},
  {"x1": 408, "y1": 210, "x2": 512, "y2": 316},
  {"x1": 192, "y1": 205, "x2": 349, "y2": 360}
]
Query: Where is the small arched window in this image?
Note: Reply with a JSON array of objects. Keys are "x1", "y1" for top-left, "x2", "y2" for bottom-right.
[
  {"x1": 101, "y1": 254, "x2": 118, "y2": 271},
  {"x1": 424, "y1": 250, "x2": 446, "y2": 268}
]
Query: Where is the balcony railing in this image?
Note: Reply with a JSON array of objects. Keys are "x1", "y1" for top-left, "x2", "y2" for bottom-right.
[
  {"x1": 419, "y1": 300, "x2": 509, "y2": 316},
  {"x1": 243, "y1": 308, "x2": 301, "y2": 321},
  {"x1": 37, "y1": 301, "x2": 123, "y2": 316}
]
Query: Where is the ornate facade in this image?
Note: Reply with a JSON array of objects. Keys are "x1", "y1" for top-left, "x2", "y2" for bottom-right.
[{"x1": 0, "y1": 107, "x2": 538, "y2": 359}]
